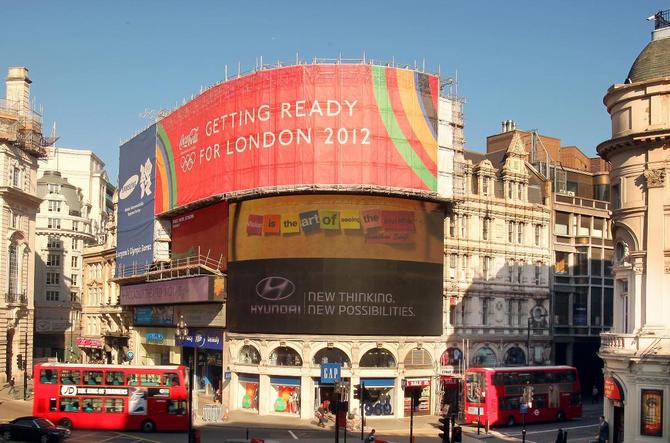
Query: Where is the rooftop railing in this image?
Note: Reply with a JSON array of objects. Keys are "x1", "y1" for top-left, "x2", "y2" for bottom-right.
[{"x1": 654, "y1": 10, "x2": 670, "y2": 30}]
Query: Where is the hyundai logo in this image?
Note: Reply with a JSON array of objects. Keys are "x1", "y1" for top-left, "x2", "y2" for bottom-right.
[{"x1": 255, "y1": 277, "x2": 296, "y2": 301}]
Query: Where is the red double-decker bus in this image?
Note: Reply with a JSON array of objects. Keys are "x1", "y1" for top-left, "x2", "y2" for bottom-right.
[
  {"x1": 33, "y1": 363, "x2": 189, "y2": 432},
  {"x1": 463, "y1": 366, "x2": 582, "y2": 427}
]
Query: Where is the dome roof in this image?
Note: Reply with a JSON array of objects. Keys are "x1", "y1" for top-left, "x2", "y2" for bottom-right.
[{"x1": 626, "y1": 36, "x2": 670, "y2": 83}]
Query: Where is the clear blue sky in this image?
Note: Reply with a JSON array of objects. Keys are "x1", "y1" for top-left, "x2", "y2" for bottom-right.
[{"x1": 1, "y1": 1, "x2": 664, "y2": 183}]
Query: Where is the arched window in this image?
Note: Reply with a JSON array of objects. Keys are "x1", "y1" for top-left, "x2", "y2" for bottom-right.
[
  {"x1": 360, "y1": 348, "x2": 396, "y2": 368},
  {"x1": 8, "y1": 243, "x2": 18, "y2": 295},
  {"x1": 268, "y1": 346, "x2": 302, "y2": 367},
  {"x1": 440, "y1": 347, "x2": 463, "y2": 366},
  {"x1": 403, "y1": 348, "x2": 433, "y2": 368},
  {"x1": 237, "y1": 345, "x2": 261, "y2": 365},
  {"x1": 313, "y1": 348, "x2": 350, "y2": 367},
  {"x1": 471, "y1": 346, "x2": 497, "y2": 368},
  {"x1": 504, "y1": 347, "x2": 526, "y2": 366}
]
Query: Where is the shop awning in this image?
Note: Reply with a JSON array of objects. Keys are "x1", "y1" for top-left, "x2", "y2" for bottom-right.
[
  {"x1": 361, "y1": 378, "x2": 395, "y2": 388},
  {"x1": 239, "y1": 373, "x2": 259, "y2": 383},
  {"x1": 270, "y1": 376, "x2": 301, "y2": 386},
  {"x1": 605, "y1": 377, "x2": 624, "y2": 402}
]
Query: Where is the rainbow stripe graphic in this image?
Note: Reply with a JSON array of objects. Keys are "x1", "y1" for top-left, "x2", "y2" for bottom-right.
[
  {"x1": 155, "y1": 123, "x2": 177, "y2": 213},
  {"x1": 371, "y1": 66, "x2": 438, "y2": 191}
]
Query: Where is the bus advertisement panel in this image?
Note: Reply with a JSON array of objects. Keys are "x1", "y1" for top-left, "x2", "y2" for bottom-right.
[
  {"x1": 33, "y1": 363, "x2": 188, "y2": 432},
  {"x1": 227, "y1": 194, "x2": 444, "y2": 336},
  {"x1": 155, "y1": 65, "x2": 439, "y2": 213},
  {"x1": 463, "y1": 366, "x2": 582, "y2": 428}
]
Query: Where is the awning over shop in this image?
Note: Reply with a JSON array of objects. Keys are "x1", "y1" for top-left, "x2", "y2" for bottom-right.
[
  {"x1": 270, "y1": 376, "x2": 300, "y2": 386},
  {"x1": 238, "y1": 373, "x2": 259, "y2": 383},
  {"x1": 605, "y1": 377, "x2": 624, "y2": 402},
  {"x1": 361, "y1": 378, "x2": 395, "y2": 388}
]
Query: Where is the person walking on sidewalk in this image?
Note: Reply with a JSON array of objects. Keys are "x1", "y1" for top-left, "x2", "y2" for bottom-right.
[
  {"x1": 365, "y1": 429, "x2": 376, "y2": 443},
  {"x1": 7, "y1": 376, "x2": 16, "y2": 396},
  {"x1": 591, "y1": 385, "x2": 599, "y2": 404}
]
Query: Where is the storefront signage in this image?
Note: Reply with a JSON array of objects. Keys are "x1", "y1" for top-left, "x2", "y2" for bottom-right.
[
  {"x1": 134, "y1": 306, "x2": 174, "y2": 326},
  {"x1": 320, "y1": 363, "x2": 342, "y2": 384},
  {"x1": 145, "y1": 332, "x2": 165, "y2": 343},
  {"x1": 405, "y1": 378, "x2": 431, "y2": 388},
  {"x1": 120, "y1": 275, "x2": 225, "y2": 306},
  {"x1": 60, "y1": 386, "x2": 129, "y2": 397},
  {"x1": 604, "y1": 377, "x2": 623, "y2": 401},
  {"x1": 177, "y1": 329, "x2": 223, "y2": 350},
  {"x1": 75, "y1": 338, "x2": 104, "y2": 349}
]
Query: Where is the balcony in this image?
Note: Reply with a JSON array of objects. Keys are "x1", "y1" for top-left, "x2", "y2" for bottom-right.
[
  {"x1": 5, "y1": 291, "x2": 27, "y2": 305},
  {"x1": 600, "y1": 332, "x2": 670, "y2": 359}
]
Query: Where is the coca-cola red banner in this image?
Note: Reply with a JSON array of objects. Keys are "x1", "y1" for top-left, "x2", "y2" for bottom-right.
[{"x1": 155, "y1": 64, "x2": 439, "y2": 214}]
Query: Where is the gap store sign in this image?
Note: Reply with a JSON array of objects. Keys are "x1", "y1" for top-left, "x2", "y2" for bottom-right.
[
  {"x1": 320, "y1": 363, "x2": 342, "y2": 384},
  {"x1": 176, "y1": 329, "x2": 223, "y2": 351}
]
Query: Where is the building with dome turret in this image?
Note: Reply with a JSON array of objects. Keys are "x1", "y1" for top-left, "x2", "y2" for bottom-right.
[{"x1": 597, "y1": 9, "x2": 670, "y2": 442}]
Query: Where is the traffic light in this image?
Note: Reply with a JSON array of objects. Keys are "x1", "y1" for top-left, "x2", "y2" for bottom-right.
[
  {"x1": 361, "y1": 386, "x2": 370, "y2": 402},
  {"x1": 353, "y1": 384, "x2": 361, "y2": 400},
  {"x1": 438, "y1": 415, "x2": 449, "y2": 443},
  {"x1": 452, "y1": 426, "x2": 462, "y2": 443},
  {"x1": 16, "y1": 354, "x2": 23, "y2": 371}
]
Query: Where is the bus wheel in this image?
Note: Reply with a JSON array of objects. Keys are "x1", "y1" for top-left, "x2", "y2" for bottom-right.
[
  {"x1": 506, "y1": 415, "x2": 515, "y2": 427},
  {"x1": 557, "y1": 410, "x2": 566, "y2": 421},
  {"x1": 58, "y1": 418, "x2": 72, "y2": 429},
  {"x1": 141, "y1": 420, "x2": 156, "y2": 433}
]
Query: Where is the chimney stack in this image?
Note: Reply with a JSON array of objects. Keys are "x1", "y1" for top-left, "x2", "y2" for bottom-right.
[{"x1": 6, "y1": 67, "x2": 32, "y2": 116}]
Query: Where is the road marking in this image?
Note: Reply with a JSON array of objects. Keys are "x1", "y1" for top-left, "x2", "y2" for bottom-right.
[
  {"x1": 288, "y1": 430, "x2": 298, "y2": 439},
  {"x1": 113, "y1": 432, "x2": 164, "y2": 443},
  {"x1": 504, "y1": 423, "x2": 599, "y2": 437}
]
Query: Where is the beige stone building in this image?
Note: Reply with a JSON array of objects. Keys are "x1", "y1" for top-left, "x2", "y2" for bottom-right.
[
  {"x1": 0, "y1": 67, "x2": 46, "y2": 383},
  {"x1": 444, "y1": 130, "x2": 553, "y2": 378},
  {"x1": 598, "y1": 10, "x2": 670, "y2": 442}
]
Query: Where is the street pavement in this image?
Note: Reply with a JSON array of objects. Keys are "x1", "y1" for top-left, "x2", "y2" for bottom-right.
[{"x1": 0, "y1": 387, "x2": 603, "y2": 443}]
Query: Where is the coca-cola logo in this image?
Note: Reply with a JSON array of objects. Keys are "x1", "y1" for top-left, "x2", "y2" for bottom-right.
[{"x1": 179, "y1": 128, "x2": 199, "y2": 150}]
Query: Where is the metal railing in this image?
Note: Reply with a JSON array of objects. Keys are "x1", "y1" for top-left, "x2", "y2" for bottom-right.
[
  {"x1": 5, "y1": 291, "x2": 27, "y2": 305},
  {"x1": 654, "y1": 10, "x2": 670, "y2": 30},
  {"x1": 116, "y1": 253, "x2": 225, "y2": 279}
]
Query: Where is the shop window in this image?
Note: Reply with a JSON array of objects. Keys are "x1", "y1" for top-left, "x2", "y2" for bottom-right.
[
  {"x1": 403, "y1": 348, "x2": 433, "y2": 368},
  {"x1": 271, "y1": 383, "x2": 300, "y2": 414},
  {"x1": 360, "y1": 348, "x2": 396, "y2": 368},
  {"x1": 313, "y1": 348, "x2": 351, "y2": 367},
  {"x1": 39, "y1": 370, "x2": 57, "y2": 384},
  {"x1": 503, "y1": 347, "x2": 526, "y2": 366},
  {"x1": 471, "y1": 347, "x2": 497, "y2": 368},
  {"x1": 163, "y1": 372, "x2": 180, "y2": 387},
  {"x1": 104, "y1": 398, "x2": 124, "y2": 413},
  {"x1": 60, "y1": 370, "x2": 81, "y2": 385},
  {"x1": 83, "y1": 371, "x2": 103, "y2": 385},
  {"x1": 167, "y1": 400, "x2": 187, "y2": 415},
  {"x1": 141, "y1": 373, "x2": 162, "y2": 386},
  {"x1": 82, "y1": 398, "x2": 103, "y2": 412},
  {"x1": 239, "y1": 378, "x2": 259, "y2": 410},
  {"x1": 237, "y1": 345, "x2": 261, "y2": 365},
  {"x1": 440, "y1": 347, "x2": 463, "y2": 367},
  {"x1": 60, "y1": 398, "x2": 80, "y2": 412},
  {"x1": 268, "y1": 347, "x2": 302, "y2": 367}
]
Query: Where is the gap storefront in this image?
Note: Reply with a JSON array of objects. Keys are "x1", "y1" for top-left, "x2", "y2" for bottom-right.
[{"x1": 177, "y1": 328, "x2": 224, "y2": 395}]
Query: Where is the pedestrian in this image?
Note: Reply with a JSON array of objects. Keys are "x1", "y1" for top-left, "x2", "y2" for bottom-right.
[
  {"x1": 7, "y1": 376, "x2": 16, "y2": 396},
  {"x1": 365, "y1": 429, "x2": 376, "y2": 443},
  {"x1": 591, "y1": 385, "x2": 599, "y2": 404},
  {"x1": 555, "y1": 428, "x2": 567, "y2": 443},
  {"x1": 594, "y1": 415, "x2": 609, "y2": 443}
]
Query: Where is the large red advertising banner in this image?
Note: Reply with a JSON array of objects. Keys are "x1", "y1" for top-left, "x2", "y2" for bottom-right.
[
  {"x1": 171, "y1": 201, "x2": 228, "y2": 270},
  {"x1": 155, "y1": 64, "x2": 439, "y2": 214}
]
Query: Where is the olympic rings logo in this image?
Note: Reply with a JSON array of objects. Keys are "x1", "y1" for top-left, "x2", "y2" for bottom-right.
[{"x1": 180, "y1": 153, "x2": 196, "y2": 172}]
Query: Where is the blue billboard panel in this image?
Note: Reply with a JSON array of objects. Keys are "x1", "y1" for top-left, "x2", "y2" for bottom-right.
[{"x1": 117, "y1": 125, "x2": 156, "y2": 275}]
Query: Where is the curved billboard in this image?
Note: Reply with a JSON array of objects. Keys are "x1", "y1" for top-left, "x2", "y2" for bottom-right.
[
  {"x1": 227, "y1": 194, "x2": 444, "y2": 336},
  {"x1": 155, "y1": 64, "x2": 439, "y2": 214}
]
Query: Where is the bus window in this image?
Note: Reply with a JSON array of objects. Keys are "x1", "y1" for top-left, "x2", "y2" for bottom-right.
[
  {"x1": 60, "y1": 398, "x2": 80, "y2": 412},
  {"x1": 140, "y1": 373, "x2": 161, "y2": 386},
  {"x1": 84, "y1": 371, "x2": 103, "y2": 385},
  {"x1": 499, "y1": 396, "x2": 520, "y2": 410},
  {"x1": 532, "y1": 394, "x2": 547, "y2": 408},
  {"x1": 82, "y1": 398, "x2": 103, "y2": 412},
  {"x1": 49, "y1": 398, "x2": 57, "y2": 412},
  {"x1": 127, "y1": 374, "x2": 139, "y2": 386},
  {"x1": 104, "y1": 398, "x2": 124, "y2": 413},
  {"x1": 466, "y1": 372, "x2": 485, "y2": 402},
  {"x1": 167, "y1": 400, "x2": 187, "y2": 415},
  {"x1": 40, "y1": 369, "x2": 57, "y2": 384},
  {"x1": 163, "y1": 373, "x2": 180, "y2": 386},
  {"x1": 566, "y1": 371, "x2": 576, "y2": 382},
  {"x1": 60, "y1": 370, "x2": 81, "y2": 385},
  {"x1": 105, "y1": 371, "x2": 124, "y2": 385}
]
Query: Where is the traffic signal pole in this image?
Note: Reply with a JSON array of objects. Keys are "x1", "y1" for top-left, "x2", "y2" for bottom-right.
[{"x1": 23, "y1": 320, "x2": 28, "y2": 401}]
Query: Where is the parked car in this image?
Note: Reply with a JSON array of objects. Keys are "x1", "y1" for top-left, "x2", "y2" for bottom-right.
[{"x1": 0, "y1": 416, "x2": 70, "y2": 442}]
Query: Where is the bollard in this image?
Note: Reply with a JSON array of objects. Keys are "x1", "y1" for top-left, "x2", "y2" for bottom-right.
[{"x1": 194, "y1": 430, "x2": 201, "y2": 443}]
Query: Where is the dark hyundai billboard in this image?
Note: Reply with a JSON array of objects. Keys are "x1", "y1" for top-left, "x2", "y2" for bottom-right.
[{"x1": 227, "y1": 194, "x2": 443, "y2": 336}]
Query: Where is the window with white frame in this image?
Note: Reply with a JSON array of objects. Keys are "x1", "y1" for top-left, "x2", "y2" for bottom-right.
[
  {"x1": 449, "y1": 254, "x2": 457, "y2": 269},
  {"x1": 460, "y1": 215, "x2": 468, "y2": 238},
  {"x1": 48, "y1": 218, "x2": 61, "y2": 229},
  {"x1": 47, "y1": 236, "x2": 61, "y2": 249},
  {"x1": 508, "y1": 259, "x2": 515, "y2": 282},
  {"x1": 70, "y1": 291, "x2": 78, "y2": 302},
  {"x1": 71, "y1": 274, "x2": 78, "y2": 286},
  {"x1": 71, "y1": 256, "x2": 78, "y2": 268},
  {"x1": 535, "y1": 262, "x2": 542, "y2": 285},
  {"x1": 517, "y1": 261, "x2": 524, "y2": 283},
  {"x1": 46, "y1": 273, "x2": 59, "y2": 285},
  {"x1": 535, "y1": 225, "x2": 541, "y2": 246},
  {"x1": 47, "y1": 254, "x2": 60, "y2": 267},
  {"x1": 8, "y1": 244, "x2": 18, "y2": 294},
  {"x1": 10, "y1": 211, "x2": 19, "y2": 229},
  {"x1": 518, "y1": 183, "x2": 524, "y2": 200},
  {"x1": 11, "y1": 167, "x2": 21, "y2": 188},
  {"x1": 482, "y1": 218, "x2": 491, "y2": 241},
  {"x1": 508, "y1": 222, "x2": 515, "y2": 243},
  {"x1": 482, "y1": 177, "x2": 490, "y2": 196},
  {"x1": 507, "y1": 181, "x2": 514, "y2": 199},
  {"x1": 482, "y1": 256, "x2": 492, "y2": 279},
  {"x1": 48, "y1": 183, "x2": 61, "y2": 194},
  {"x1": 46, "y1": 290, "x2": 59, "y2": 301},
  {"x1": 482, "y1": 297, "x2": 491, "y2": 325},
  {"x1": 72, "y1": 238, "x2": 79, "y2": 250},
  {"x1": 72, "y1": 221, "x2": 79, "y2": 231},
  {"x1": 48, "y1": 200, "x2": 61, "y2": 212},
  {"x1": 517, "y1": 222, "x2": 524, "y2": 244},
  {"x1": 449, "y1": 217, "x2": 456, "y2": 237}
]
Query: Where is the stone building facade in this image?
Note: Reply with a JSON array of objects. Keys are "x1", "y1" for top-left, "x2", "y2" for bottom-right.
[
  {"x1": 598, "y1": 10, "x2": 670, "y2": 442},
  {"x1": 0, "y1": 67, "x2": 46, "y2": 383}
]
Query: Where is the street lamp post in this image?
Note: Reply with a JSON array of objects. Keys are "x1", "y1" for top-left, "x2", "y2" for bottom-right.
[{"x1": 175, "y1": 315, "x2": 193, "y2": 443}]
